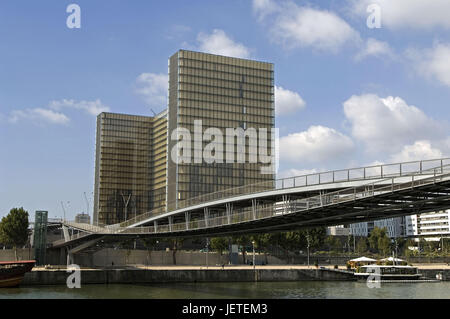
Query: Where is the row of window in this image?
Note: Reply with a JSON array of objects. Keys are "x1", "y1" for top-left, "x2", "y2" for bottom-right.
[
  {"x1": 178, "y1": 50, "x2": 273, "y2": 71},
  {"x1": 179, "y1": 98, "x2": 273, "y2": 110},
  {"x1": 179, "y1": 78, "x2": 273, "y2": 93},
  {"x1": 178, "y1": 91, "x2": 273, "y2": 104},
  {"x1": 178, "y1": 67, "x2": 273, "y2": 86}
]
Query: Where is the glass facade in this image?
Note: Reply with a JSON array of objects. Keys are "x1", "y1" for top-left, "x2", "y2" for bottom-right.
[
  {"x1": 93, "y1": 112, "x2": 167, "y2": 225},
  {"x1": 167, "y1": 50, "x2": 275, "y2": 209},
  {"x1": 94, "y1": 50, "x2": 275, "y2": 224}
]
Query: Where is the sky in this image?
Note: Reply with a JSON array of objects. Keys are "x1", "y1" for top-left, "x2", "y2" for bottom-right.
[{"x1": 1, "y1": 0, "x2": 450, "y2": 220}]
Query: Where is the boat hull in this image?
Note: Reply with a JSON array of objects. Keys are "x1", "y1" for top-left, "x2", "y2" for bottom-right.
[{"x1": 0, "y1": 261, "x2": 35, "y2": 288}]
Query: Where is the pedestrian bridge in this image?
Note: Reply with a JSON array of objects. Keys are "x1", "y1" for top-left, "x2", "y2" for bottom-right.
[{"x1": 52, "y1": 158, "x2": 450, "y2": 248}]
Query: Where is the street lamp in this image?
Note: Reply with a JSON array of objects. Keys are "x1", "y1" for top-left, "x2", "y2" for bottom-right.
[{"x1": 252, "y1": 241, "x2": 255, "y2": 270}]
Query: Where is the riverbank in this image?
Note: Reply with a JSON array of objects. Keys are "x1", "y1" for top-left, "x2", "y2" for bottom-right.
[{"x1": 22, "y1": 265, "x2": 450, "y2": 285}]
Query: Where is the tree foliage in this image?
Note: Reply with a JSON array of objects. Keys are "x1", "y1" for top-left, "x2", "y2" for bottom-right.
[
  {"x1": 368, "y1": 227, "x2": 391, "y2": 254},
  {"x1": 0, "y1": 207, "x2": 29, "y2": 248},
  {"x1": 210, "y1": 237, "x2": 229, "y2": 255}
]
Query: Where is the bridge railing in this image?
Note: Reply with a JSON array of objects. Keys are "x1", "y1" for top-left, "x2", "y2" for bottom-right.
[
  {"x1": 115, "y1": 164, "x2": 450, "y2": 236},
  {"x1": 117, "y1": 158, "x2": 450, "y2": 228}
]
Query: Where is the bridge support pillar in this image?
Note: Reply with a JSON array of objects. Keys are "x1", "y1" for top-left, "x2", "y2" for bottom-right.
[
  {"x1": 185, "y1": 212, "x2": 190, "y2": 230},
  {"x1": 168, "y1": 216, "x2": 173, "y2": 232},
  {"x1": 282, "y1": 195, "x2": 290, "y2": 214},
  {"x1": 204, "y1": 208, "x2": 210, "y2": 228},
  {"x1": 154, "y1": 220, "x2": 158, "y2": 233},
  {"x1": 62, "y1": 225, "x2": 71, "y2": 242},
  {"x1": 226, "y1": 204, "x2": 232, "y2": 224},
  {"x1": 252, "y1": 199, "x2": 258, "y2": 220}
]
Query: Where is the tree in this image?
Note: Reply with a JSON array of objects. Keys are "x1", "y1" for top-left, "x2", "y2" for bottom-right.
[
  {"x1": 307, "y1": 227, "x2": 327, "y2": 250},
  {"x1": 141, "y1": 238, "x2": 159, "y2": 265},
  {"x1": 378, "y1": 235, "x2": 392, "y2": 257},
  {"x1": 356, "y1": 237, "x2": 368, "y2": 255},
  {"x1": 0, "y1": 207, "x2": 29, "y2": 260},
  {"x1": 210, "y1": 237, "x2": 229, "y2": 256},
  {"x1": 167, "y1": 238, "x2": 185, "y2": 265},
  {"x1": 368, "y1": 227, "x2": 390, "y2": 253},
  {"x1": 233, "y1": 235, "x2": 251, "y2": 264}
]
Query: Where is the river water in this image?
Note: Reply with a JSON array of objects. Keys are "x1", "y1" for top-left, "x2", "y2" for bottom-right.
[{"x1": 1, "y1": 281, "x2": 449, "y2": 299}]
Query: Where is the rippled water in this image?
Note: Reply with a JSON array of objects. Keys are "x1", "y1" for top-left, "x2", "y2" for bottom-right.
[{"x1": 1, "y1": 281, "x2": 450, "y2": 299}]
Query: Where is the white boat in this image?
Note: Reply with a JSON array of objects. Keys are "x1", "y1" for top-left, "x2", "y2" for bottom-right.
[{"x1": 354, "y1": 265, "x2": 422, "y2": 281}]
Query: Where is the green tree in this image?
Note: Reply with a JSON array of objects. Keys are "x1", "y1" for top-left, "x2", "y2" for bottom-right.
[
  {"x1": 210, "y1": 237, "x2": 229, "y2": 256},
  {"x1": 368, "y1": 227, "x2": 389, "y2": 253},
  {"x1": 141, "y1": 238, "x2": 159, "y2": 265},
  {"x1": 250, "y1": 234, "x2": 272, "y2": 264},
  {"x1": 307, "y1": 227, "x2": 327, "y2": 250},
  {"x1": 167, "y1": 238, "x2": 185, "y2": 265},
  {"x1": 0, "y1": 207, "x2": 29, "y2": 260},
  {"x1": 378, "y1": 235, "x2": 392, "y2": 257},
  {"x1": 356, "y1": 237, "x2": 368, "y2": 255},
  {"x1": 233, "y1": 235, "x2": 251, "y2": 264}
]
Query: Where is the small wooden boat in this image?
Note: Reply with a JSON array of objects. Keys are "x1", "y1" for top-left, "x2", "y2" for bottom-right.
[{"x1": 0, "y1": 260, "x2": 35, "y2": 288}]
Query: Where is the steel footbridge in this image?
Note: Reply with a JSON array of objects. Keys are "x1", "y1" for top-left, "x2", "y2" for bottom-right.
[{"x1": 53, "y1": 158, "x2": 450, "y2": 249}]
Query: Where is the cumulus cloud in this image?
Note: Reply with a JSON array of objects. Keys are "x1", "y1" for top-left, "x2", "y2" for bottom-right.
[
  {"x1": 350, "y1": 0, "x2": 450, "y2": 30},
  {"x1": 254, "y1": 0, "x2": 360, "y2": 53},
  {"x1": 407, "y1": 43, "x2": 450, "y2": 88},
  {"x1": 49, "y1": 99, "x2": 110, "y2": 116},
  {"x1": 8, "y1": 98, "x2": 110, "y2": 125},
  {"x1": 9, "y1": 108, "x2": 70, "y2": 125},
  {"x1": 389, "y1": 140, "x2": 443, "y2": 163},
  {"x1": 355, "y1": 38, "x2": 395, "y2": 61},
  {"x1": 277, "y1": 168, "x2": 319, "y2": 179},
  {"x1": 279, "y1": 125, "x2": 354, "y2": 164},
  {"x1": 275, "y1": 86, "x2": 306, "y2": 115},
  {"x1": 253, "y1": 0, "x2": 280, "y2": 21},
  {"x1": 196, "y1": 29, "x2": 251, "y2": 59},
  {"x1": 135, "y1": 73, "x2": 169, "y2": 107},
  {"x1": 343, "y1": 94, "x2": 442, "y2": 153}
]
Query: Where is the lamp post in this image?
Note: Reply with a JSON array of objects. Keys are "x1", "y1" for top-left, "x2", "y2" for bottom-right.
[
  {"x1": 252, "y1": 241, "x2": 255, "y2": 270},
  {"x1": 206, "y1": 238, "x2": 209, "y2": 269},
  {"x1": 307, "y1": 233, "x2": 311, "y2": 267}
]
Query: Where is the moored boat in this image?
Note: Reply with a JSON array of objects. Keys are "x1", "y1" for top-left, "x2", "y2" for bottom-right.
[
  {"x1": 354, "y1": 265, "x2": 422, "y2": 281},
  {"x1": 0, "y1": 260, "x2": 35, "y2": 288}
]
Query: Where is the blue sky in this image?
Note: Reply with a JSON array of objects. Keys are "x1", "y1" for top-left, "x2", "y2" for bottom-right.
[{"x1": 1, "y1": 0, "x2": 450, "y2": 220}]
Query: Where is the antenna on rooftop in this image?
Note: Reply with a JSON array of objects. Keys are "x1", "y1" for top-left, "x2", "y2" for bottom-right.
[{"x1": 150, "y1": 108, "x2": 157, "y2": 116}]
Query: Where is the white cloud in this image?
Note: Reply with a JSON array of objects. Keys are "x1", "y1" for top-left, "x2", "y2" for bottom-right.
[
  {"x1": 275, "y1": 86, "x2": 306, "y2": 115},
  {"x1": 196, "y1": 29, "x2": 251, "y2": 59},
  {"x1": 355, "y1": 38, "x2": 395, "y2": 61},
  {"x1": 255, "y1": 1, "x2": 360, "y2": 52},
  {"x1": 135, "y1": 73, "x2": 169, "y2": 107},
  {"x1": 407, "y1": 43, "x2": 450, "y2": 88},
  {"x1": 9, "y1": 108, "x2": 69, "y2": 125},
  {"x1": 351, "y1": 0, "x2": 450, "y2": 30},
  {"x1": 277, "y1": 168, "x2": 318, "y2": 179},
  {"x1": 253, "y1": 0, "x2": 280, "y2": 21},
  {"x1": 343, "y1": 94, "x2": 441, "y2": 153},
  {"x1": 390, "y1": 140, "x2": 443, "y2": 163},
  {"x1": 49, "y1": 99, "x2": 110, "y2": 116},
  {"x1": 280, "y1": 125, "x2": 354, "y2": 164}
]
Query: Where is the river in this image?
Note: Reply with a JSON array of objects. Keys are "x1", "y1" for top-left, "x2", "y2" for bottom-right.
[{"x1": 1, "y1": 281, "x2": 449, "y2": 299}]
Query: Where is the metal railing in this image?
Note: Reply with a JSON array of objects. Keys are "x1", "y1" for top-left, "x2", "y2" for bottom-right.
[
  {"x1": 65, "y1": 163, "x2": 450, "y2": 238},
  {"x1": 118, "y1": 158, "x2": 450, "y2": 228}
]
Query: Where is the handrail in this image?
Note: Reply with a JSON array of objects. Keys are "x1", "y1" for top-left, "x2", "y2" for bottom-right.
[
  {"x1": 65, "y1": 163, "x2": 450, "y2": 237},
  {"x1": 117, "y1": 158, "x2": 450, "y2": 228}
]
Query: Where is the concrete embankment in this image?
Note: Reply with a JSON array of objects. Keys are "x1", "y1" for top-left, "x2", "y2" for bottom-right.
[{"x1": 23, "y1": 267, "x2": 356, "y2": 286}]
